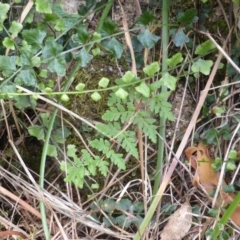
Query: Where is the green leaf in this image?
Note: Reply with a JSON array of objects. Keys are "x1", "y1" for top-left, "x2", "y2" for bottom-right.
[
  {"x1": 122, "y1": 71, "x2": 135, "y2": 83},
  {"x1": 191, "y1": 59, "x2": 213, "y2": 75},
  {"x1": 172, "y1": 28, "x2": 189, "y2": 47},
  {"x1": 136, "y1": 12, "x2": 156, "y2": 25},
  {"x1": 42, "y1": 38, "x2": 66, "y2": 76},
  {"x1": 115, "y1": 88, "x2": 128, "y2": 99},
  {"x1": 22, "y1": 29, "x2": 46, "y2": 52},
  {"x1": 3, "y1": 37, "x2": 15, "y2": 50},
  {"x1": 0, "y1": 3, "x2": 10, "y2": 22},
  {"x1": 228, "y1": 150, "x2": 238, "y2": 160},
  {"x1": 208, "y1": 208, "x2": 219, "y2": 217},
  {"x1": 135, "y1": 82, "x2": 150, "y2": 97},
  {"x1": 134, "y1": 111, "x2": 157, "y2": 143},
  {"x1": 137, "y1": 29, "x2": 160, "y2": 49},
  {"x1": 47, "y1": 144, "x2": 57, "y2": 157},
  {"x1": 102, "y1": 38, "x2": 124, "y2": 59},
  {"x1": 14, "y1": 96, "x2": 36, "y2": 110},
  {"x1": 91, "y1": 92, "x2": 101, "y2": 101},
  {"x1": 166, "y1": 53, "x2": 183, "y2": 68},
  {"x1": 205, "y1": 127, "x2": 218, "y2": 144},
  {"x1": 75, "y1": 83, "x2": 85, "y2": 91},
  {"x1": 226, "y1": 160, "x2": 236, "y2": 171},
  {"x1": 143, "y1": 62, "x2": 160, "y2": 77},
  {"x1": 160, "y1": 73, "x2": 178, "y2": 90},
  {"x1": 223, "y1": 185, "x2": 235, "y2": 193},
  {"x1": 212, "y1": 106, "x2": 225, "y2": 117},
  {"x1": 9, "y1": 21, "x2": 23, "y2": 37},
  {"x1": 35, "y1": 0, "x2": 52, "y2": 13},
  {"x1": 92, "y1": 47, "x2": 101, "y2": 56},
  {"x1": 177, "y1": 9, "x2": 198, "y2": 24},
  {"x1": 72, "y1": 25, "x2": 90, "y2": 44},
  {"x1": 98, "y1": 77, "x2": 109, "y2": 88},
  {"x1": 15, "y1": 69, "x2": 37, "y2": 86},
  {"x1": 195, "y1": 40, "x2": 216, "y2": 55},
  {"x1": 0, "y1": 56, "x2": 17, "y2": 77},
  {"x1": 73, "y1": 47, "x2": 93, "y2": 67},
  {"x1": 100, "y1": 17, "x2": 118, "y2": 37},
  {"x1": 97, "y1": 159, "x2": 109, "y2": 176},
  {"x1": 61, "y1": 94, "x2": 70, "y2": 102},
  {"x1": 28, "y1": 125, "x2": 45, "y2": 140}
]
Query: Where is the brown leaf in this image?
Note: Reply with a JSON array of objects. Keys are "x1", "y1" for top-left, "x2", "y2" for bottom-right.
[
  {"x1": 160, "y1": 202, "x2": 192, "y2": 240},
  {"x1": 185, "y1": 142, "x2": 240, "y2": 226}
]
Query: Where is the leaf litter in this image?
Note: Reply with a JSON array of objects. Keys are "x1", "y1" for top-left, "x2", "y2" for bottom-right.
[
  {"x1": 160, "y1": 201, "x2": 192, "y2": 240},
  {"x1": 185, "y1": 142, "x2": 240, "y2": 226}
]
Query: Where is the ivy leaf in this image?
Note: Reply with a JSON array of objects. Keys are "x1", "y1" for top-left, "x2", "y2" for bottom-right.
[
  {"x1": 191, "y1": 58, "x2": 213, "y2": 75},
  {"x1": 195, "y1": 40, "x2": 216, "y2": 55},
  {"x1": 42, "y1": 38, "x2": 66, "y2": 76},
  {"x1": 22, "y1": 29, "x2": 46, "y2": 52},
  {"x1": 143, "y1": 62, "x2": 160, "y2": 77},
  {"x1": 166, "y1": 53, "x2": 183, "y2": 68},
  {"x1": 73, "y1": 47, "x2": 93, "y2": 67},
  {"x1": 14, "y1": 96, "x2": 36, "y2": 110},
  {"x1": 52, "y1": 3, "x2": 79, "y2": 29},
  {"x1": 72, "y1": 25, "x2": 90, "y2": 44},
  {"x1": 172, "y1": 28, "x2": 189, "y2": 47},
  {"x1": 0, "y1": 56, "x2": 17, "y2": 77},
  {"x1": 100, "y1": 17, "x2": 118, "y2": 37},
  {"x1": 18, "y1": 51, "x2": 33, "y2": 67},
  {"x1": 15, "y1": 69, "x2": 37, "y2": 86},
  {"x1": 177, "y1": 8, "x2": 198, "y2": 24},
  {"x1": 3, "y1": 37, "x2": 15, "y2": 50},
  {"x1": 137, "y1": 29, "x2": 160, "y2": 49},
  {"x1": 35, "y1": 0, "x2": 52, "y2": 14},
  {"x1": 135, "y1": 82, "x2": 150, "y2": 97},
  {"x1": 9, "y1": 21, "x2": 23, "y2": 37},
  {"x1": 102, "y1": 38, "x2": 123, "y2": 59},
  {"x1": 28, "y1": 125, "x2": 45, "y2": 140},
  {"x1": 0, "y1": 3, "x2": 10, "y2": 22},
  {"x1": 136, "y1": 12, "x2": 156, "y2": 25},
  {"x1": 160, "y1": 73, "x2": 178, "y2": 90}
]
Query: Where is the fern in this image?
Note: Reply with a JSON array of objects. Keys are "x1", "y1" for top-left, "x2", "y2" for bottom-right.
[
  {"x1": 134, "y1": 111, "x2": 157, "y2": 143},
  {"x1": 60, "y1": 144, "x2": 109, "y2": 188},
  {"x1": 117, "y1": 130, "x2": 138, "y2": 158},
  {"x1": 90, "y1": 138, "x2": 125, "y2": 170},
  {"x1": 149, "y1": 92, "x2": 174, "y2": 121}
]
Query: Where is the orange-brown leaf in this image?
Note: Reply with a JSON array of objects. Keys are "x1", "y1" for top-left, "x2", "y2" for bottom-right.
[{"x1": 185, "y1": 142, "x2": 240, "y2": 226}]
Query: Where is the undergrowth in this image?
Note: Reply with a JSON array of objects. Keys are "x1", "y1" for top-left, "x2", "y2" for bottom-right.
[{"x1": 0, "y1": 0, "x2": 240, "y2": 240}]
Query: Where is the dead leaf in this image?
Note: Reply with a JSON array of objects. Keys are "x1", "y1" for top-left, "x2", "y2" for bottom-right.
[
  {"x1": 160, "y1": 202, "x2": 192, "y2": 240},
  {"x1": 185, "y1": 142, "x2": 240, "y2": 226}
]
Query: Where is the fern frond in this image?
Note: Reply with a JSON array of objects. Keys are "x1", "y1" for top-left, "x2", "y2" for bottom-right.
[
  {"x1": 134, "y1": 111, "x2": 157, "y2": 143},
  {"x1": 117, "y1": 130, "x2": 138, "y2": 158}
]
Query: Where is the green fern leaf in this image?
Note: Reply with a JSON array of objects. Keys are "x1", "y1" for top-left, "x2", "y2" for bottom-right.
[
  {"x1": 102, "y1": 107, "x2": 121, "y2": 121},
  {"x1": 96, "y1": 122, "x2": 121, "y2": 137},
  {"x1": 117, "y1": 131, "x2": 138, "y2": 158},
  {"x1": 90, "y1": 138, "x2": 110, "y2": 154},
  {"x1": 107, "y1": 150, "x2": 126, "y2": 170},
  {"x1": 134, "y1": 111, "x2": 157, "y2": 143},
  {"x1": 97, "y1": 159, "x2": 109, "y2": 176}
]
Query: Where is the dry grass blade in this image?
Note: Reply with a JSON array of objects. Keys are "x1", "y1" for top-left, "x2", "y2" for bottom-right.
[{"x1": 0, "y1": 167, "x2": 132, "y2": 239}]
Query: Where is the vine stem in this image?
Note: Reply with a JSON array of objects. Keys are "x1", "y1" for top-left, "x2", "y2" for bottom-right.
[{"x1": 152, "y1": 0, "x2": 169, "y2": 199}]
